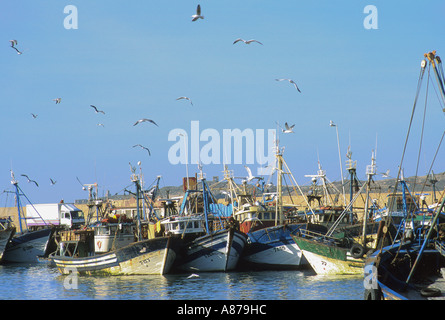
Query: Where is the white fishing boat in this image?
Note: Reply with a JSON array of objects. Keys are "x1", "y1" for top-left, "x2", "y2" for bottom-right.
[{"x1": 51, "y1": 170, "x2": 176, "y2": 275}]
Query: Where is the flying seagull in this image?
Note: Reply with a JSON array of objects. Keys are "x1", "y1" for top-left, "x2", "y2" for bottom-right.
[
  {"x1": 133, "y1": 144, "x2": 151, "y2": 156},
  {"x1": 381, "y1": 170, "x2": 391, "y2": 178},
  {"x1": 90, "y1": 105, "x2": 105, "y2": 114},
  {"x1": 53, "y1": 98, "x2": 62, "y2": 104},
  {"x1": 191, "y1": 4, "x2": 204, "y2": 21},
  {"x1": 275, "y1": 78, "x2": 301, "y2": 93},
  {"x1": 31, "y1": 113, "x2": 38, "y2": 119},
  {"x1": 133, "y1": 118, "x2": 158, "y2": 126},
  {"x1": 50, "y1": 178, "x2": 57, "y2": 185},
  {"x1": 9, "y1": 40, "x2": 22, "y2": 54},
  {"x1": 233, "y1": 38, "x2": 263, "y2": 45},
  {"x1": 329, "y1": 120, "x2": 336, "y2": 127},
  {"x1": 176, "y1": 96, "x2": 193, "y2": 106},
  {"x1": 283, "y1": 122, "x2": 295, "y2": 133},
  {"x1": 277, "y1": 122, "x2": 295, "y2": 133},
  {"x1": 244, "y1": 166, "x2": 262, "y2": 182},
  {"x1": 97, "y1": 123, "x2": 104, "y2": 127},
  {"x1": 21, "y1": 174, "x2": 39, "y2": 187}
]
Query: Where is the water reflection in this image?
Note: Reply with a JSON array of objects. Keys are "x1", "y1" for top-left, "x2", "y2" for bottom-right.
[{"x1": 0, "y1": 263, "x2": 364, "y2": 300}]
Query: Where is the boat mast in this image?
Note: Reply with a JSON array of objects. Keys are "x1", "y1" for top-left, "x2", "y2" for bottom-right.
[
  {"x1": 131, "y1": 172, "x2": 143, "y2": 241},
  {"x1": 362, "y1": 150, "x2": 376, "y2": 246},
  {"x1": 275, "y1": 145, "x2": 283, "y2": 226},
  {"x1": 10, "y1": 171, "x2": 24, "y2": 233}
]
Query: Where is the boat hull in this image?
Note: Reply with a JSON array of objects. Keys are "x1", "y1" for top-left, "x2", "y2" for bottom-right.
[
  {"x1": 52, "y1": 236, "x2": 176, "y2": 275},
  {"x1": 364, "y1": 241, "x2": 445, "y2": 300},
  {"x1": 175, "y1": 228, "x2": 247, "y2": 272},
  {"x1": 293, "y1": 236, "x2": 364, "y2": 275},
  {"x1": 240, "y1": 224, "x2": 307, "y2": 270},
  {"x1": 0, "y1": 228, "x2": 15, "y2": 262},
  {"x1": 3, "y1": 228, "x2": 52, "y2": 263}
]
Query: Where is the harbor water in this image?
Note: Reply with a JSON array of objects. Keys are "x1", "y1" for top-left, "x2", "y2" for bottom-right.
[{"x1": 0, "y1": 262, "x2": 365, "y2": 300}]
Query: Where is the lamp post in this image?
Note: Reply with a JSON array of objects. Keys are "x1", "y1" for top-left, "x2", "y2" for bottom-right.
[{"x1": 329, "y1": 120, "x2": 346, "y2": 206}]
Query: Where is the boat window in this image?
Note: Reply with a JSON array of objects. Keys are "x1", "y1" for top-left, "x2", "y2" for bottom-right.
[
  {"x1": 194, "y1": 221, "x2": 200, "y2": 228},
  {"x1": 187, "y1": 221, "x2": 193, "y2": 229},
  {"x1": 263, "y1": 212, "x2": 270, "y2": 219},
  {"x1": 70, "y1": 211, "x2": 83, "y2": 219},
  {"x1": 64, "y1": 212, "x2": 70, "y2": 219}
]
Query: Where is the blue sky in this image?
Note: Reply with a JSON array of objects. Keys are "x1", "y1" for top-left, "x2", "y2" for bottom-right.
[{"x1": 1, "y1": 1, "x2": 444, "y2": 204}]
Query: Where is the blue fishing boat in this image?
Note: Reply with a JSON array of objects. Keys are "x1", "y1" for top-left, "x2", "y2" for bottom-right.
[
  {"x1": 3, "y1": 172, "x2": 53, "y2": 263},
  {"x1": 162, "y1": 176, "x2": 247, "y2": 273}
]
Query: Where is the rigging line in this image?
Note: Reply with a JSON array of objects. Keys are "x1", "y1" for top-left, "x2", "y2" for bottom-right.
[
  {"x1": 389, "y1": 63, "x2": 426, "y2": 212},
  {"x1": 419, "y1": 130, "x2": 445, "y2": 196},
  {"x1": 413, "y1": 64, "x2": 431, "y2": 191},
  {"x1": 427, "y1": 71, "x2": 445, "y2": 111}
]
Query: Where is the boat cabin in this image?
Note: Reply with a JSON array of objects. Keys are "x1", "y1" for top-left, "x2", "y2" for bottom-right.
[{"x1": 161, "y1": 216, "x2": 206, "y2": 236}]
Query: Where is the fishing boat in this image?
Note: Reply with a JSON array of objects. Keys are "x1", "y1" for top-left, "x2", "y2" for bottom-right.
[
  {"x1": 0, "y1": 217, "x2": 15, "y2": 262},
  {"x1": 51, "y1": 170, "x2": 176, "y2": 275},
  {"x1": 2, "y1": 172, "x2": 53, "y2": 263},
  {"x1": 364, "y1": 50, "x2": 445, "y2": 299},
  {"x1": 292, "y1": 151, "x2": 389, "y2": 275},
  {"x1": 239, "y1": 145, "x2": 313, "y2": 270},
  {"x1": 365, "y1": 196, "x2": 445, "y2": 300},
  {"x1": 162, "y1": 173, "x2": 247, "y2": 273}
]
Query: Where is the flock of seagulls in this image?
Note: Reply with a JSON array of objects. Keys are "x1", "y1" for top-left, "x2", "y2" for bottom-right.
[
  {"x1": 10, "y1": 3, "x2": 304, "y2": 191},
  {"x1": 19, "y1": 174, "x2": 58, "y2": 188}
]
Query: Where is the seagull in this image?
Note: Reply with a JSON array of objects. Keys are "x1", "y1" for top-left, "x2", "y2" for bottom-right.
[
  {"x1": 31, "y1": 113, "x2": 38, "y2": 119},
  {"x1": 191, "y1": 4, "x2": 204, "y2": 21},
  {"x1": 97, "y1": 123, "x2": 104, "y2": 127},
  {"x1": 21, "y1": 174, "x2": 39, "y2": 187},
  {"x1": 329, "y1": 120, "x2": 336, "y2": 127},
  {"x1": 50, "y1": 178, "x2": 57, "y2": 185},
  {"x1": 233, "y1": 38, "x2": 263, "y2": 45},
  {"x1": 244, "y1": 166, "x2": 260, "y2": 182},
  {"x1": 9, "y1": 40, "x2": 22, "y2": 54},
  {"x1": 278, "y1": 122, "x2": 295, "y2": 133},
  {"x1": 90, "y1": 105, "x2": 105, "y2": 114},
  {"x1": 133, "y1": 144, "x2": 151, "y2": 156},
  {"x1": 53, "y1": 98, "x2": 62, "y2": 104},
  {"x1": 275, "y1": 78, "x2": 301, "y2": 93},
  {"x1": 381, "y1": 170, "x2": 391, "y2": 178},
  {"x1": 176, "y1": 96, "x2": 193, "y2": 106},
  {"x1": 133, "y1": 118, "x2": 158, "y2": 126},
  {"x1": 187, "y1": 273, "x2": 200, "y2": 279}
]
